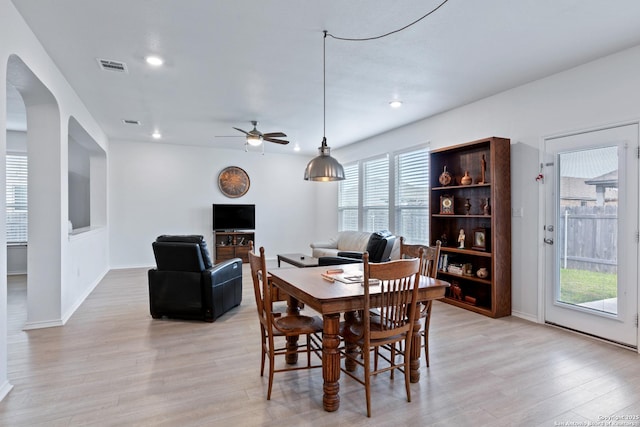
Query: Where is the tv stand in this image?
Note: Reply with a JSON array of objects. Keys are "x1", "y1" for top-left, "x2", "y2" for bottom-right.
[{"x1": 214, "y1": 230, "x2": 254, "y2": 263}]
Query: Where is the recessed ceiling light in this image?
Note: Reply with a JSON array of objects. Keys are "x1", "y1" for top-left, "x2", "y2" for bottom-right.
[
  {"x1": 152, "y1": 131, "x2": 162, "y2": 139},
  {"x1": 294, "y1": 144, "x2": 301, "y2": 152},
  {"x1": 389, "y1": 100, "x2": 403, "y2": 109},
  {"x1": 145, "y1": 56, "x2": 164, "y2": 66}
]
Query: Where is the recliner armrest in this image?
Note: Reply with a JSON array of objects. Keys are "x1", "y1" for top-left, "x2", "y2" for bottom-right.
[
  {"x1": 318, "y1": 256, "x2": 364, "y2": 266},
  {"x1": 336, "y1": 251, "x2": 364, "y2": 260}
]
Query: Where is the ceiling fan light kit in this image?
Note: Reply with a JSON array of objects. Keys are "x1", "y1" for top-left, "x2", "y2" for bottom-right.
[{"x1": 232, "y1": 120, "x2": 289, "y2": 149}]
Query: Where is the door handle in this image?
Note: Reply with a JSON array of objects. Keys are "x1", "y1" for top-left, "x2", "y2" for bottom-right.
[{"x1": 544, "y1": 238, "x2": 554, "y2": 245}]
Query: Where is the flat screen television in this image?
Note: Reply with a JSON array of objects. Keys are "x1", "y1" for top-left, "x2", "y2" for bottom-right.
[{"x1": 212, "y1": 203, "x2": 255, "y2": 230}]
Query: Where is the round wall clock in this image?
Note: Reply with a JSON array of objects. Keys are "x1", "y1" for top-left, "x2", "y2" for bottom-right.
[{"x1": 218, "y1": 166, "x2": 250, "y2": 198}]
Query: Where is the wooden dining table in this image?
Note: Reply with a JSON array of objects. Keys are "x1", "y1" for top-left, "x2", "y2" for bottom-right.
[{"x1": 268, "y1": 263, "x2": 450, "y2": 412}]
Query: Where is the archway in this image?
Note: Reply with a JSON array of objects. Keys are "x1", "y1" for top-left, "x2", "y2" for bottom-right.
[{"x1": 6, "y1": 54, "x2": 62, "y2": 328}]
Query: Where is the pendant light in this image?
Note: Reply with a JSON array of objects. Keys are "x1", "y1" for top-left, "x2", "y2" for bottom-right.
[{"x1": 304, "y1": 31, "x2": 345, "y2": 182}]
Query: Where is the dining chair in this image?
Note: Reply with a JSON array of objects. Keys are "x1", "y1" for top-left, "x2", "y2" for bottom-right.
[
  {"x1": 398, "y1": 237, "x2": 441, "y2": 367},
  {"x1": 340, "y1": 251, "x2": 423, "y2": 417},
  {"x1": 247, "y1": 245, "x2": 323, "y2": 400}
]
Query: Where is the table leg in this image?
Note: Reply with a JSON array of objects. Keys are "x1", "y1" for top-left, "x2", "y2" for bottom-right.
[
  {"x1": 322, "y1": 313, "x2": 341, "y2": 412},
  {"x1": 285, "y1": 294, "x2": 301, "y2": 365},
  {"x1": 343, "y1": 310, "x2": 358, "y2": 372},
  {"x1": 409, "y1": 309, "x2": 422, "y2": 383}
]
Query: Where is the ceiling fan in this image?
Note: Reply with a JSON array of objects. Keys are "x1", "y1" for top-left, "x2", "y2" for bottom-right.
[{"x1": 232, "y1": 121, "x2": 289, "y2": 147}]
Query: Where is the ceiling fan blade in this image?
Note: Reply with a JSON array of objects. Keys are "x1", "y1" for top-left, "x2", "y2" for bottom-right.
[
  {"x1": 264, "y1": 137, "x2": 289, "y2": 145},
  {"x1": 263, "y1": 132, "x2": 287, "y2": 138},
  {"x1": 232, "y1": 127, "x2": 249, "y2": 135}
]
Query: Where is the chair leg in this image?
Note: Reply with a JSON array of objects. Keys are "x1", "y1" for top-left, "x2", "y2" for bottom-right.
[
  {"x1": 363, "y1": 346, "x2": 372, "y2": 417},
  {"x1": 403, "y1": 340, "x2": 412, "y2": 403},
  {"x1": 267, "y1": 351, "x2": 275, "y2": 400},
  {"x1": 423, "y1": 331, "x2": 430, "y2": 368}
]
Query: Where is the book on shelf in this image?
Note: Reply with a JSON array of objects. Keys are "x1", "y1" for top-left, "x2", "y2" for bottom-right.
[{"x1": 447, "y1": 263, "x2": 464, "y2": 275}]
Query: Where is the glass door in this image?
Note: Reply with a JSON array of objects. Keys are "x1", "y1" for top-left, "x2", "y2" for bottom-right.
[{"x1": 543, "y1": 124, "x2": 638, "y2": 348}]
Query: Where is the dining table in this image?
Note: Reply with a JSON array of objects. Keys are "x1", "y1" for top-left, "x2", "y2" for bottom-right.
[{"x1": 268, "y1": 263, "x2": 450, "y2": 412}]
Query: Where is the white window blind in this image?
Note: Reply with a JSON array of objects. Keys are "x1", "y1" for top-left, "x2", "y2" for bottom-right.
[
  {"x1": 6, "y1": 154, "x2": 28, "y2": 243},
  {"x1": 363, "y1": 155, "x2": 389, "y2": 231},
  {"x1": 338, "y1": 163, "x2": 359, "y2": 231},
  {"x1": 395, "y1": 148, "x2": 429, "y2": 244},
  {"x1": 337, "y1": 145, "x2": 429, "y2": 240}
]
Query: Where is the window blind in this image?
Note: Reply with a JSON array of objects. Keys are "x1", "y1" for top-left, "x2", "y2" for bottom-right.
[
  {"x1": 338, "y1": 163, "x2": 359, "y2": 231},
  {"x1": 395, "y1": 148, "x2": 429, "y2": 244},
  {"x1": 363, "y1": 155, "x2": 389, "y2": 231},
  {"x1": 6, "y1": 154, "x2": 28, "y2": 243}
]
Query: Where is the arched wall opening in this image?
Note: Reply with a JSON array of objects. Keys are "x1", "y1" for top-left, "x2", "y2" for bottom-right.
[{"x1": 7, "y1": 54, "x2": 63, "y2": 328}]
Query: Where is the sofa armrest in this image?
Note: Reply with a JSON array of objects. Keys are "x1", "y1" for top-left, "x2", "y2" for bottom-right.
[{"x1": 310, "y1": 241, "x2": 336, "y2": 249}]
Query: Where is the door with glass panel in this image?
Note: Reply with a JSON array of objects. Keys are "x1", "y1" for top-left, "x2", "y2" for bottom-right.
[{"x1": 543, "y1": 124, "x2": 638, "y2": 348}]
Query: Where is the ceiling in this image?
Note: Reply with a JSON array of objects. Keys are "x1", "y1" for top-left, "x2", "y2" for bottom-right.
[{"x1": 7, "y1": 0, "x2": 640, "y2": 155}]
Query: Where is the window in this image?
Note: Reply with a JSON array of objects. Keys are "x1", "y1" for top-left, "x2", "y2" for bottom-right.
[
  {"x1": 6, "y1": 154, "x2": 28, "y2": 243},
  {"x1": 363, "y1": 155, "x2": 389, "y2": 231},
  {"x1": 395, "y1": 148, "x2": 429, "y2": 244},
  {"x1": 338, "y1": 163, "x2": 359, "y2": 231},
  {"x1": 338, "y1": 145, "x2": 429, "y2": 243}
]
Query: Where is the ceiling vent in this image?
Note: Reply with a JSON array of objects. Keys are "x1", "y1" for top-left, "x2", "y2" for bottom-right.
[
  {"x1": 97, "y1": 58, "x2": 128, "y2": 73},
  {"x1": 122, "y1": 119, "x2": 141, "y2": 125}
]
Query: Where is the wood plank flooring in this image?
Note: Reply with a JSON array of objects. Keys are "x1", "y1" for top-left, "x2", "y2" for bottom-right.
[{"x1": 1, "y1": 267, "x2": 639, "y2": 426}]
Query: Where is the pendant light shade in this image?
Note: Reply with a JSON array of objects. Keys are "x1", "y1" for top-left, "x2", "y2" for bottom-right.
[
  {"x1": 304, "y1": 137, "x2": 345, "y2": 181},
  {"x1": 304, "y1": 31, "x2": 345, "y2": 182}
]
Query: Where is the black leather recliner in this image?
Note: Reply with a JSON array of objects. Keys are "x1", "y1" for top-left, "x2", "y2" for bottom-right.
[
  {"x1": 318, "y1": 230, "x2": 396, "y2": 266},
  {"x1": 148, "y1": 235, "x2": 242, "y2": 322}
]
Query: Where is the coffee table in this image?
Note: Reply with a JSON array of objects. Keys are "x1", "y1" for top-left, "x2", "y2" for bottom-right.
[{"x1": 277, "y1": 253, "x2": 319, "y2": 268}]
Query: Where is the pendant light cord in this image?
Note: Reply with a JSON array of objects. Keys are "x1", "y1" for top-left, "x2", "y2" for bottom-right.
[
  {"x1": 325, "y1": 0, "x2": 449, "y2": 42},
  {"x1": 323, "y1": 30, "x2": 327, "y2": 143}
]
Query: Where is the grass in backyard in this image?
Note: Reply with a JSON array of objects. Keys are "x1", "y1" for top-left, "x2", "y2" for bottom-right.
[{"x1": 560, "y1": 268, "x2": 617, "y2": 304}]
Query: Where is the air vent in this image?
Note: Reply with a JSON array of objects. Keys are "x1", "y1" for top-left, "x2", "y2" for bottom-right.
[
  {"x1": 122, "y1": 119, "x2": 141, "y2": 125},
  {"x1": 97, "y1": 58, "x2": 128, "y2": 73}
]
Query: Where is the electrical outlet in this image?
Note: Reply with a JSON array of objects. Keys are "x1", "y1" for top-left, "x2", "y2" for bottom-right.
[{"x1": 512, "y1": 207, "x2": 523, "y2": 217}]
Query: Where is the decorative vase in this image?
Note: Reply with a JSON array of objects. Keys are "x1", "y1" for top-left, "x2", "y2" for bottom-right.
[
  {"x1": 461, "y1": 170, "x2": 472, "y2": 185},
  {"x1": 476, "y1": 267, "x2": 489, "y2": 279},
  {"x1": 483, "y1": 197, "x2": 491, "y2": 215},
  {"x1": 464, "y1": 198, "x2": 471, "y2": 215},
  {"x1": 439, "y1": 166, "x2": 452, "y2": 186}
]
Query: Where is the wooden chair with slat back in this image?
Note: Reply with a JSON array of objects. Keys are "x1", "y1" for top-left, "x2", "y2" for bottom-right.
[
  {"x1": 340, "y1": 251, "x2": 423, "y2": 417},
  {"x1": 399, "y1": 236, "x2": 441, "y2": 367},
  {"x1": 247, "y1": 244, "x2": 324, "y2": 400}
]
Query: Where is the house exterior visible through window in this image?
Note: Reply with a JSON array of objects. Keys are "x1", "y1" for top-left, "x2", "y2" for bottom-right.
[
  {"x1": 338, "y1": 145, "x2": 429, "y2": 244},
  {"x1": 6, "y1": 154, "x2": 28, "y2": 243}
]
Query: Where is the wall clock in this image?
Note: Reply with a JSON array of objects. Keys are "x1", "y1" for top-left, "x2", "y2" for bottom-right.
[
  {"x1": 218, "y1": 166, "x2": 250, "y2": 198},
  {"x1": 440, "y1": 195, "x2": 454, "y2": 214}
]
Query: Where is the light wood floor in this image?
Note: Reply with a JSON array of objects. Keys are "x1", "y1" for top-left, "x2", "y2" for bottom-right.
[{"x1": 1, "y1": 267, "x2": 640, "y2": 426}]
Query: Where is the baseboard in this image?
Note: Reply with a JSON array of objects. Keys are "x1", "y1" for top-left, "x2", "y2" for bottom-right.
[
  {"x1": 0, "y1": 380, "x2": 14, "y2": 402},
  {"x1": 511, "y1": 310, "x2": 538, "y2": 323},
  {"x1": 23, "y1": 319, "x2": 64, "y2": 330},
  {"x1": 61, "y1": 267, "x2": 109, "y2": 324}
]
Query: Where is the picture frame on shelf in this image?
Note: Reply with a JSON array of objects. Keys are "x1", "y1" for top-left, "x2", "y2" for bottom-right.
[{"x1": 472, "y1": 227, "x2": 488, "y2": 251}]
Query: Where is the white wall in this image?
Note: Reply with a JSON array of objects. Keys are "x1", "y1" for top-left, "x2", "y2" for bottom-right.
[
  {"x1": 335, "y1": 43, "x2": 640, "y2": 321},
  {"x1": 1, "y1": 0, "x2": 110, "y2": 400},
  {"x1": 108, "y1": 140, "x2": 324, "y2": 267}
]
